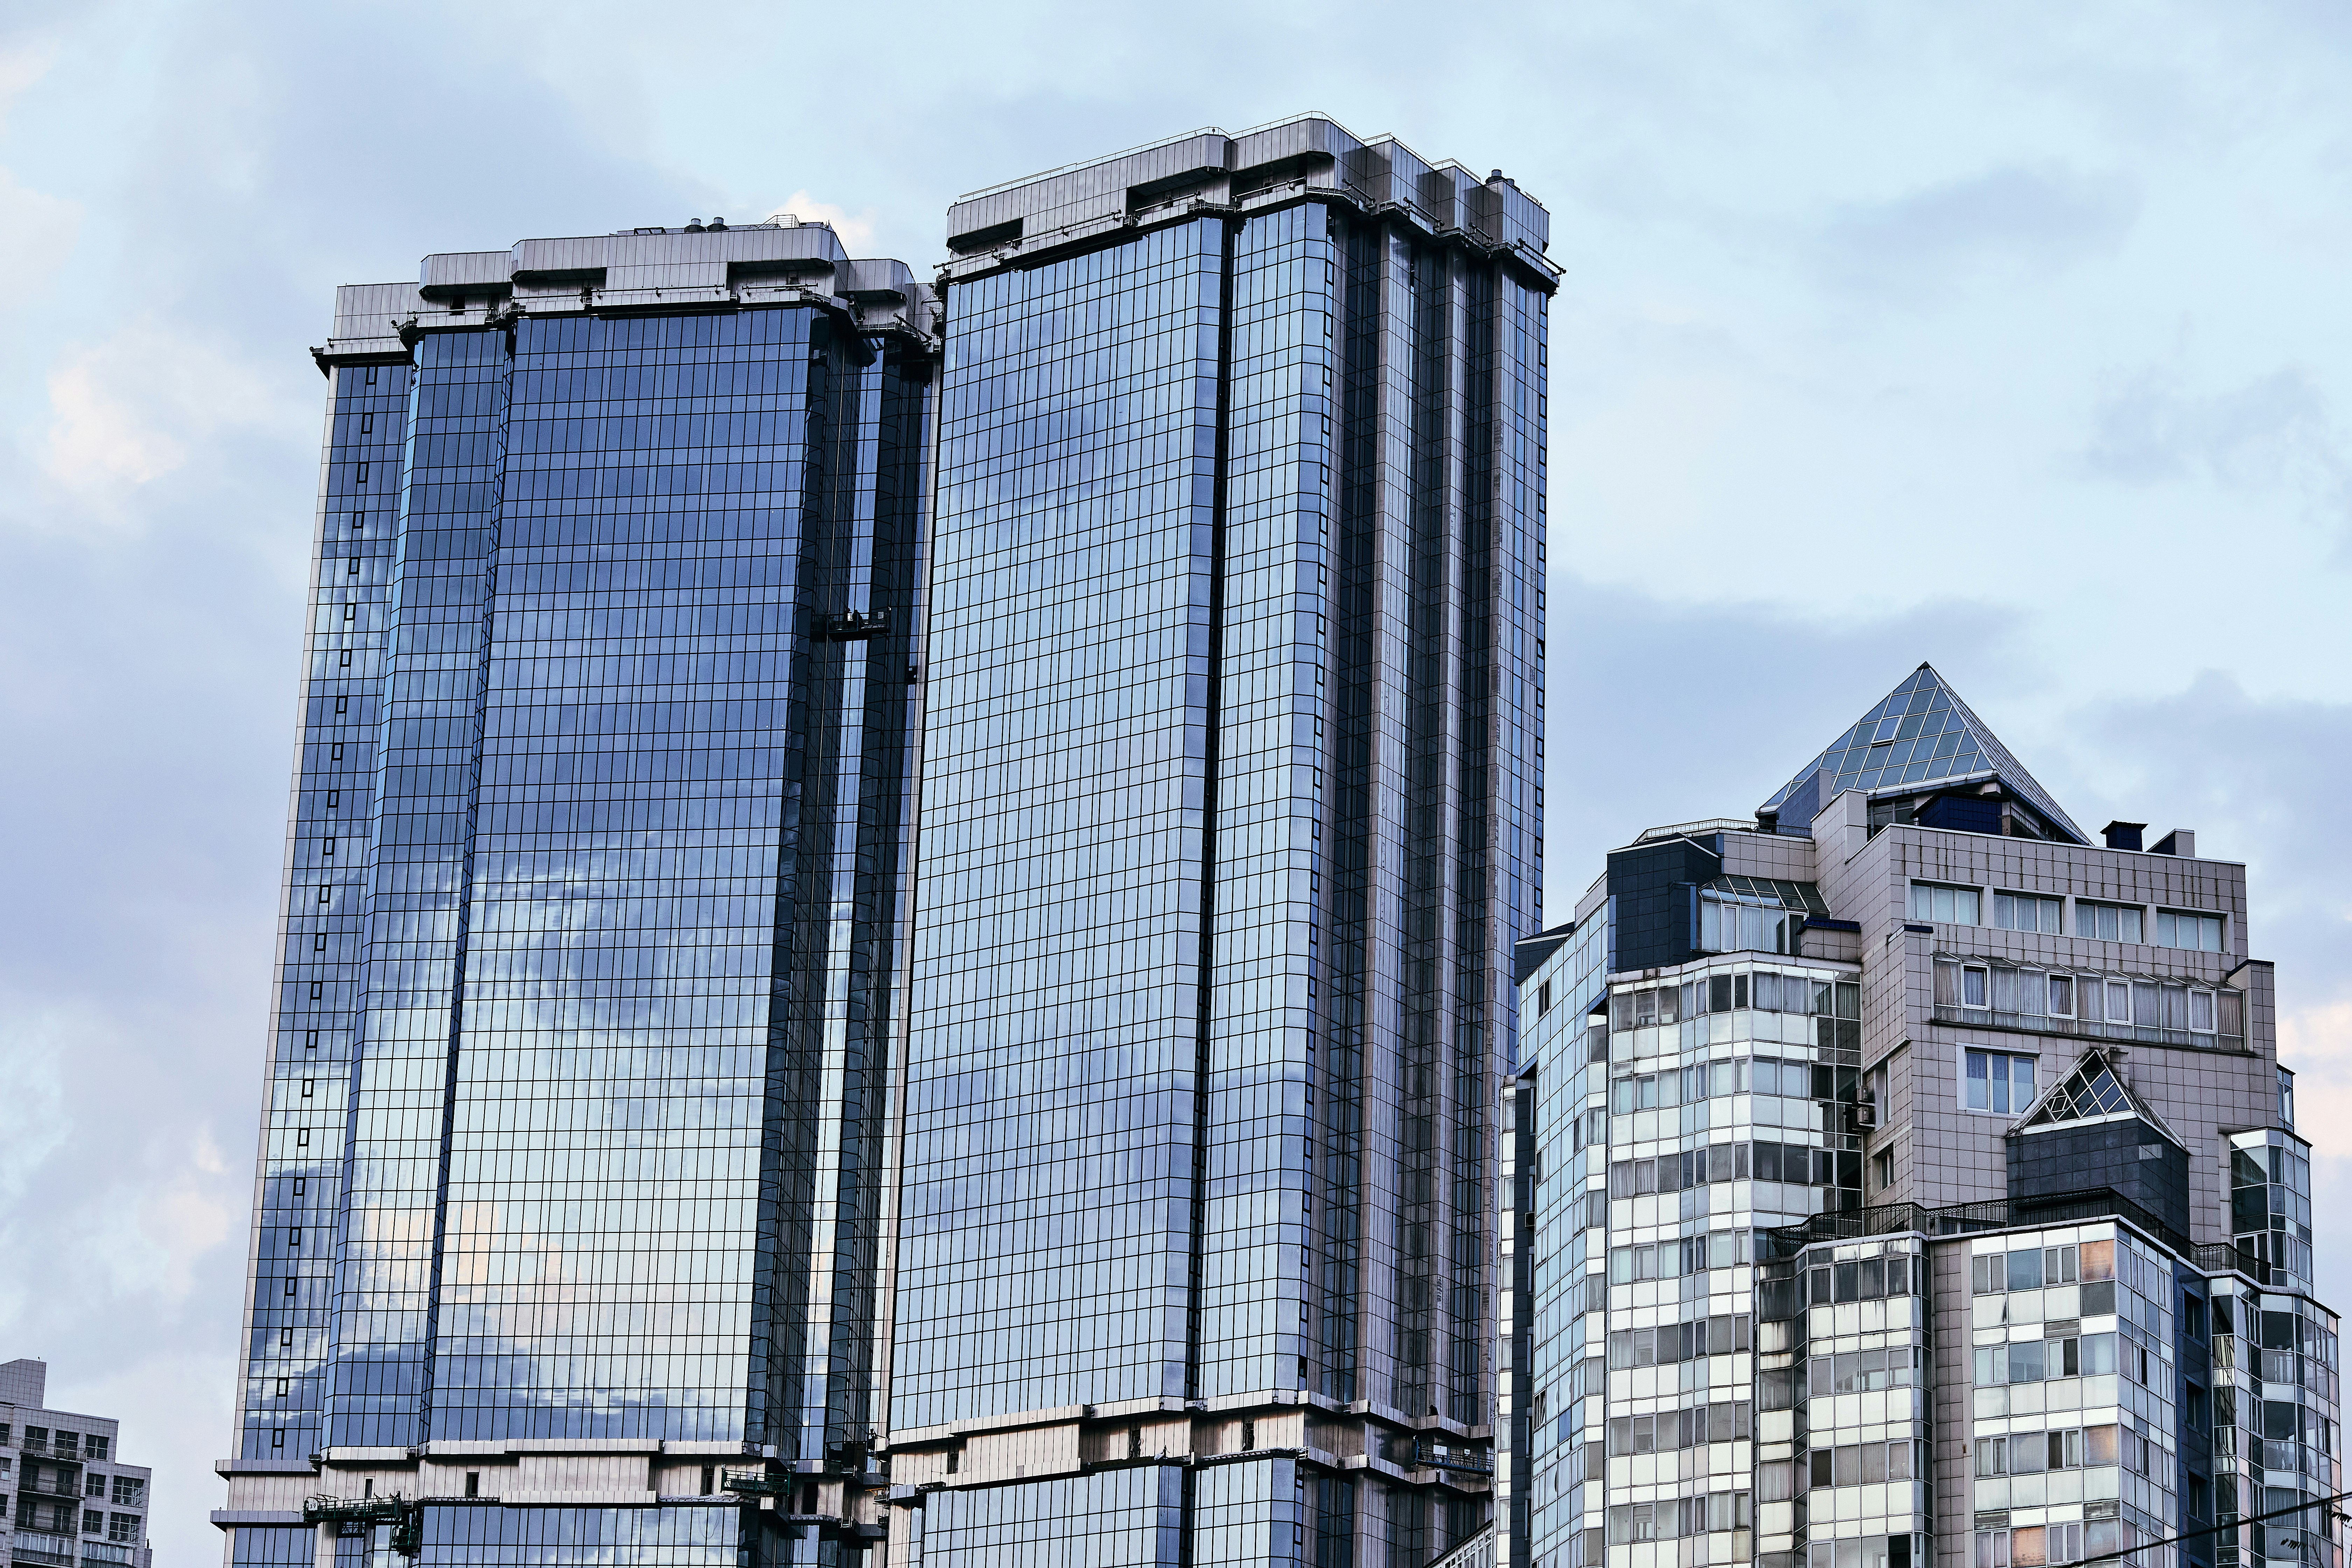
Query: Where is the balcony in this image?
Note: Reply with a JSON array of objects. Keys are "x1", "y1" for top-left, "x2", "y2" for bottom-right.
[
  {"x1": 1931, "y1": 1003, "x2": 2243, "y2": 1054},
  {"x1": 13, "y1": 1534, "x2": 78, "y2": 1568}
]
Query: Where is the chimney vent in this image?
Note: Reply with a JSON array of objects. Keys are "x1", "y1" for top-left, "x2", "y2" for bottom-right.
[
  {"x1": 2151, "y1": 829, "x2": 2196, "y2": 858},
  {"x1": 2102, "y1": 821, "x2": 2146, "y2": 852}
]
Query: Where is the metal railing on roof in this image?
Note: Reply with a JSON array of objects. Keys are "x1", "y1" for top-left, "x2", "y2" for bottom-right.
[
  {"x1": 1764, "y1": 1185, "x2": 2200, "y2": 1264},
  {"x1": 1633, "y1": 818, "x2": 1756, "y2": 845}
]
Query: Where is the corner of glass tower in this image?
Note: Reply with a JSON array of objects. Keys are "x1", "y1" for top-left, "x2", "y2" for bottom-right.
[{"x1": 1502, "y1": 668, "x2": 2332, "y2": 1568}]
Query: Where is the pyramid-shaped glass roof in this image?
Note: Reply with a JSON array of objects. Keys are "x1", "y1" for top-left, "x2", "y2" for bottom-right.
[
  {"x1": 1759, "y1": 663, "x2": 2087, "y2": 843},
  {"x1": 2016, "y1": 1048, "x2": 2185, "y2": 1146}
]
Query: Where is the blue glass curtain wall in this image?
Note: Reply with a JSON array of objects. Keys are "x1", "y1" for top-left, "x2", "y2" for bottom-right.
[
  {"x1": 903, "y1": 196, "x2": 1546, "y2": 1560},
  {"x1": 236, "y1": 300, "x2": 927, "y2": 1466}
]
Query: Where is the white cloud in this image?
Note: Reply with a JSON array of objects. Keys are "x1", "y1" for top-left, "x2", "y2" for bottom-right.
[
  {"x1": 765, "y1": 188, "x2": 880, "y2": 253},
  {"x1": 0, "y1": 44, "x2": 79, "y2": 311},
  {"x1": 0, "y1": 1010, "x2": 72, "y2": 1204},
  {"x1": 0, "y1": 1009, "x2": 76, "y2": 1329},
  {"x1": 83, "y1": 1128, "x2": 238, "y2": 1306},
  {"x1": 0, "y1": 167, "x2": 78, "y2": 305},
  {"x1": 41, "y1": 320, "x2": 303, "y2": 511},
  {"x1": 1812, "y1": 162, "x2": 2142, "y2": 302},
  {"x1": 0, "y1": 41, "x2": 59, "y2": 131}
]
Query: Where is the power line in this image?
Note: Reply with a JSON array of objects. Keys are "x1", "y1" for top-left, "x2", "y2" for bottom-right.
[{"x1": 2068, "y1": 1486, "x2": 2352, "y2": 1568}]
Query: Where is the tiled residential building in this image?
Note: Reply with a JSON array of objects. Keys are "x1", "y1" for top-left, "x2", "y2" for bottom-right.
[
  {"x1": 0, "y1": 1360, "x2": 152, "y2": 1568},
  {"x1": 1504, "y1": 666, "x2": 2334, "y2": 1568}
]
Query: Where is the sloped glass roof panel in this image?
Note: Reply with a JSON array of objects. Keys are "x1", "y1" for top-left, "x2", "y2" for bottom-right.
[
  {"x1": 1760, "y1": 663, "x2": 2086, "y2": 843},
  {"x1": 2016, "y1": 1047, "x2": 2186, "y2": 1146},
  {"x1": 1706, "y1": 876, "x2": 1830, "y2": 916}
]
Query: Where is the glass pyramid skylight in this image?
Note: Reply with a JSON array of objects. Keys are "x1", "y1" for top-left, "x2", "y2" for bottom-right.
[
  {"x1": 1759, "y1": 663, "x2": 2087, "y2": 843},
  {"x1": 2016, "y1": 1048, "x2": 2184, "y2": 1145}
]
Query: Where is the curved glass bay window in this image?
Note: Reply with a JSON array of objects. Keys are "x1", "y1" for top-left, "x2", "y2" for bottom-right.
[{"x1": 2232, "y1": 1130, "x2": 2316, "y2": 1290}]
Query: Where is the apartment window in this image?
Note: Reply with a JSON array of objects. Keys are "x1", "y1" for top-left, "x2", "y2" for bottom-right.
[
  {"x1": 2190, "y1": 989, "x2": 2216, "y2": 1032},
  {"x1": 2075, "y1": 900, "x2": 2144, "y2": 943},
  {"x1": 1539, "y1": 981, "x2": 1553, "y2": 1015},
  {"x1": 85, "y1": 1472, "x2": 105, "y2": 1496},
  {"x1": 2047, "y1": 973, "x2": 2075, "y2": 1016},
  {"x1": 108, "y1": 1514, "x2": 139, "y2": 1543},
  {"x1": 84, "y1": 1509, "x2": 104, "y2": 1535},
  {"x1": 84, "y1": 1437, "x2": 106, "y2": 1461},
  {"x1": 1964, "y1": 1049, "x2": 2035, "y2": 1114},
  {"x1": 1962, "y1": 965, "x2": 1988, "y2": 1008},
  {"x1": 1994, "y1": 892, "x2": 2063, "y2": 933},
  {"x1": 1910, "y1": 881, "x2": 1980, "y2": 925},
  {"x1": 2156, "y1": 909, "x2": 2225, "y2": 952},
  {"x1": 2102, "y1": 979, "x2": 2133, "y2": 1023},
  {"x1": 1871, "y1": 1148, "x2": 1894, "y2": 1192}
]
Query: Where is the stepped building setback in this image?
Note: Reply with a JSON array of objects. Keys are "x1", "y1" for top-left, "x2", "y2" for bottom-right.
[{"x1": 1503, "y1": 666, "x2": 2333, "y2": 1568}]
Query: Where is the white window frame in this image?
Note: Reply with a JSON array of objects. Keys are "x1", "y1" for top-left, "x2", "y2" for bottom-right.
[
  {"x1": 2047, "y1": 973, "x2": 2076, "y2": 1018},
  {"x1": 1910, "y1": 880, "x2": 1982, "y2": 926},
  {"x1": 2103, "y1": 978, "x2": 2132, "y2": 1023},
  {"x1": 1994, "y1": 891, "x2": 2063, "y2": 934},
  {"x1": 1961, "y1": 1045, "x2": 2038, "y2": 1115},
  {"x1": 2076, "y1": 899, "x2": 2146, "y2": 944},
  {"x1": 2190, "y1": 987, "x2": 2216, "y2": 1034},
  {"x1": 1960, "y1": 963, "x2": 1990, "y2": 1010},
  {"x1": 2155, "y1": 908, "x2": 2226, "y2": 953}
]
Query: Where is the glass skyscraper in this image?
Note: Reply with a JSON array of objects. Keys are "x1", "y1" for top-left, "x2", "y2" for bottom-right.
[
  {"x1": 883, "y1": 119, "x2": 1550, "y2": 1564},
  {"x1": 1503, "y1": 667, "x2": 2334, "y2": 1568},
  {"x1": 218, "y1": 220, "x2": 934, "y2": 1566},
  {"x1": 218, "y1": 115, "x2": 1552, "y2": 1568}
]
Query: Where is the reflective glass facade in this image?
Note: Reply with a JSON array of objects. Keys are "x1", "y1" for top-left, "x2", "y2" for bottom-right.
[
  {"x1": 226, "y1": 223, "x2": 933, "y2": 1567},
  {"x1": 891, "y1": 119, "x2": 1550, "y2": 1564}
]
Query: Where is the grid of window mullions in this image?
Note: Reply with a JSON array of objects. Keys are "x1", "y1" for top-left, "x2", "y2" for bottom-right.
[
  {"x1": 899, "y1": 222, "x2": 1227, "y2": 1430},
  {"x1": 237, "y1": 359, "x2": 410, "y2": 1460},
  {"x1": 326, "y1": 328, "x2": 512, "y2": 1449}
]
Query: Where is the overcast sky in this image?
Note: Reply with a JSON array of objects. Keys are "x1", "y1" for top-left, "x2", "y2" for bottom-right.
[{"x1": 2, "y1": 1, "x2": 2349, "y2": 1560}]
